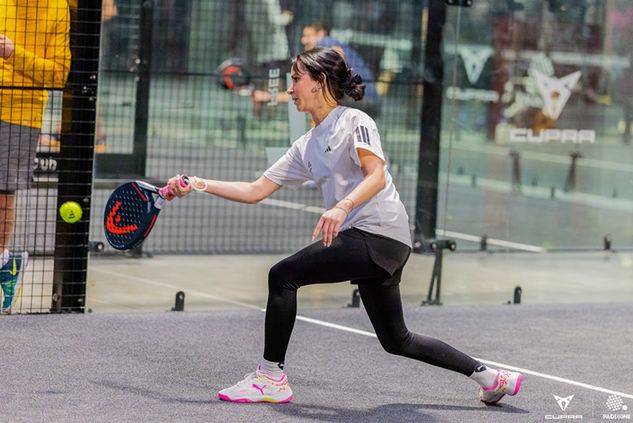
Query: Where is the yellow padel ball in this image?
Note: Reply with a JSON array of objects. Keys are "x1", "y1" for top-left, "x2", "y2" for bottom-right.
[{"x1": 59, "y1": 201, "x2": 83, "y2": 223}]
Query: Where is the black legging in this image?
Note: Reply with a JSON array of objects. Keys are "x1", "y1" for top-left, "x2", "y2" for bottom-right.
[{"x1": 264, "y1": 231, "x2": 480, "y2": 376}]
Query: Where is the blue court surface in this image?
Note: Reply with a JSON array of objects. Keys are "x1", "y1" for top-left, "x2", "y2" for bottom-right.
[{"x1": 2, "y1": 302, "x2": 632, "y2": 422}]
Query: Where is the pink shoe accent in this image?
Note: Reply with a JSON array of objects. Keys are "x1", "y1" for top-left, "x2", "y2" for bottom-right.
[
  {"x1": 218, "y1": 392, "x2": 294, "y2": 404},
  {"x1": 274, "y1": 395, "x2": 294, "y2": 404},
  {"x1": 482, "y1": 370, "x2": 501, "y2": 392},
  {"x1": 219, "y1": 393, "x2": 254, "y2": 403},
  {"x1": 480, "y1": 371, "x2": 523, "y2": 404},
  {"x1": 512, "y1": 373, "x2": 524, "y2": 396},
  {"x1": 252, "y1": 384, "x2": 266, "y2": 395}
]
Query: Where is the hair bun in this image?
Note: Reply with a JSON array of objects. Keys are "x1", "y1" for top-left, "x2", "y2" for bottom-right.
[
  {"x1": 292, "y1": 48, "x2": 367, "y2": 103},
  {"x1": 344, "y1": 69, "x2": 366, "y2": 101}
]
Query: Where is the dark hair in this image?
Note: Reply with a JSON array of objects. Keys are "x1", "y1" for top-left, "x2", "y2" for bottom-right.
[{"x1": 292, "y1": 47, "x2": 366, "y2": 102}]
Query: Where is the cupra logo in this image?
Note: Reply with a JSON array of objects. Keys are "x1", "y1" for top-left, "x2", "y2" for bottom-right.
[
  {"x1": 531, "y1": 69, "x2": 582, "y2": 120},
  {"x1": 554, "y1": 394, "x2": 575, "y2": 411},
  {"x1": 458, "y1": 45, "x2": 493, "y2": 84},
  {"x1": 447, "y1": 45, "x2": 498, "y2": 102},
  {"x1": 545, "y1": 394, "x2": 583, "y2": 420}
]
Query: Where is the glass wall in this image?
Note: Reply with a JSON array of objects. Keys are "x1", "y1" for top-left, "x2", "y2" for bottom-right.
[{"x1": 440, "y1": 0, "x2": 633, "y2": 251}]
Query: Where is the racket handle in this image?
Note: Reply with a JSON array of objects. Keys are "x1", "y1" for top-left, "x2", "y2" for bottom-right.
[
  {"x1": 158, "y1": 175, "x2": 190, "y2": 200},
  {"x1": 158, "y1": 185, "x2": 173, "y2": 200}
]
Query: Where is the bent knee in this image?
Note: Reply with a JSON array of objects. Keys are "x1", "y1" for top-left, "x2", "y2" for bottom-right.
[
  {"x1": 377, "y1": 332, "x2": 414, "y2": 356},
  {"x1": 381, "y1": 341, "x2": 408, "y2": 356},
  {"x1": 268, "y1": 261, "x2": 299, "y2": 292}
]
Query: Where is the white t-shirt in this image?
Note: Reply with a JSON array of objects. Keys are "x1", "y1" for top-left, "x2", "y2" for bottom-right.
[{"x1": 264, "y1": 106, "x2": 412, "y2": 247}]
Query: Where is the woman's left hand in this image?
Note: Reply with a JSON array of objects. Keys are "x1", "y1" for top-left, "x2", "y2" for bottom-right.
[{"x1": 312, "y1": 207, "x2": 348, "y2": 247}]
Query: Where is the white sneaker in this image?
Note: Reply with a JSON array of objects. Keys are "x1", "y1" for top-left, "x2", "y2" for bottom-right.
[
  {"x1": 218, "y1": 368, "x2": 293, "y2": 403},
  {"x1": 479, "y1": 369, "x2": 523, "y2": 404}
]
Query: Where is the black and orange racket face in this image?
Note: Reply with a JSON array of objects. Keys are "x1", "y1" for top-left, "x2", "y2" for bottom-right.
[{"x1": 104, "y1": 182, "x2": 160, "y2": 250}]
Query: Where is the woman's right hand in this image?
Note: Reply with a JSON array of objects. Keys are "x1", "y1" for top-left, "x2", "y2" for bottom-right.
[{"x1": 166, "y1": 175, "x2": 193, "y2": 199}]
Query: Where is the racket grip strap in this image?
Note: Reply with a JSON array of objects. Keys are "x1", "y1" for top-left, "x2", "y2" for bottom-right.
[{"x1": 158, "y1": 185, "x2": 174, "y2": 200}]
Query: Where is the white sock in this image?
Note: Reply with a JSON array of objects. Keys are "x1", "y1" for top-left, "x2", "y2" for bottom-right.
[
  {"x1": 469, "y1": 364, "x2": 498, "y2": 388},
  {"x1": 258, "y1": 358, "x2": 285, "y2": 380},
  {"x1": 1, "y1": 249, "x2": 9, "y2": 267}
]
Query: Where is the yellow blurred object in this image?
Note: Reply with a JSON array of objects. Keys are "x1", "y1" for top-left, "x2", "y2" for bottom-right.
[
  {"x1": 38, "y1": 135, "x2": 61, "y2": 153},
  {"x1": 376, "y1": 71, "x2": 395, "y2": 96},
  {"x1": 95, "y1": 142, "x2": 107, "y2": 154}
]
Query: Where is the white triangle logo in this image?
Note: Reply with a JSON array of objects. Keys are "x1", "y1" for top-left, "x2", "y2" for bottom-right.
[
  {"x1": 553, "y1": 394, "x2": 574, "y2": 411},
  {"x1": 458, "y1": 46, "x2": 493, "y2": 85},
  {"x1": 532, "y1": 70, "x2": 581, "y2": 120}
]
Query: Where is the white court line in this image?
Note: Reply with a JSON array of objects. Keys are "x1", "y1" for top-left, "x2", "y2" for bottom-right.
[
  {"x1": 436, "y1": 229, "x2": 544, "y2": 253},
  {"x1": 294, "y1": 315, "x2": 377, "y2": 337},
  {"x1": 91, "y1": 267, "x2": 633, "y2": 399}
]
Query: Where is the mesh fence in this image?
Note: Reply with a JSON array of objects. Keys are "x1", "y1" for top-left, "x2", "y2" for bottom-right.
[
  {"x1": 91, "y1": 0, "x2": 424, "y2": 254},
  {"x1": 1, "y1": 1, "x2": 74, "y2": 313},
  {"x1": 1, "y1": 1, "x2": 98, "y2": 313}
]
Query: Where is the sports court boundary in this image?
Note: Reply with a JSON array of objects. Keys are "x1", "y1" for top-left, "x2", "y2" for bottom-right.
[{"x1": 91, "y1": 267, "x2": 633, "y2": 400}]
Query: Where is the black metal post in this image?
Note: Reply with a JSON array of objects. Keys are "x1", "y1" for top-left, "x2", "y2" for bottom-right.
[
  {"x1": 513, "y1": 286, "x2": 522, "y2": 304},
  {"x1": 564, "y1": 152, "x2": 582, "y2": 192},
  {"x1": 421, "y1": 239, "x2": 456, "y2": 306},
  {"x1": 171, "y1": 291, "x2": 185, "y2": 311},
  {"x1": 347, "y1": 289, "x2": 360, "y2": 308},
  {"x1": 133, "y1": 0, "x2": 154, "y2": 176},
  {"x1": 480, "y1": 235, "x2": 488, "y2": 251},
  {"x1": 52, "y1": 0, "x2": 101, "y2": 312},
  {"x1": 414, "y1": 0, "x2": 446, "y2": 243},
  {"x1": 509, "y1": 150, "x2": 522, "y2": 192}
]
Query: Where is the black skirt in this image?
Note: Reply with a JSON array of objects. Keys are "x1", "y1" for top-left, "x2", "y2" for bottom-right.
[{"x1": 343, "y1": 228, "x2": 411, "y2": 286}]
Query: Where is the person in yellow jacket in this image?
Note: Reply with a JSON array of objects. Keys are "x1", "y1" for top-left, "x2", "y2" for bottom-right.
[{"x1": 0, "y1": 0, "x2": 70, "y2": 313}]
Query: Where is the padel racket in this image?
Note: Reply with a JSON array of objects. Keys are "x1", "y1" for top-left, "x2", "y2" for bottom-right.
[
  {"x1": 103, "y1": 176, "x2": 206, "y2": 250},
  {"x1": 216, "y1": 58, "x2": 253, "y2": 94}
]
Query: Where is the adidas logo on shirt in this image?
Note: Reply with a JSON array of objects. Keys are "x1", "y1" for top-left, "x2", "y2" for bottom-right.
[
  {"x1": 354, "y1": 126, "x2": 371, "y2": 145},
  {"x1": 324, "y1": 145, "x2": 332, "y2": 153}
]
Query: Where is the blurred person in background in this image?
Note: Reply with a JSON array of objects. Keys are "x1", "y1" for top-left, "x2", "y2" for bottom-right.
[{"x1": 252, "y1": 21, "x2": 380, "y2": 119}]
